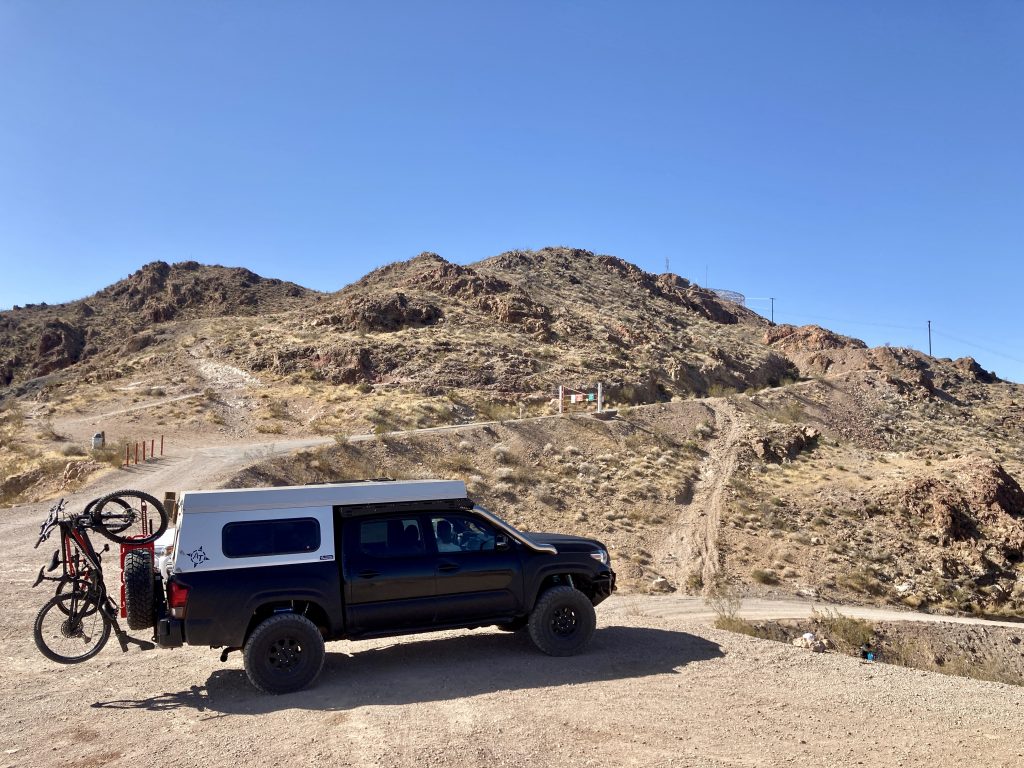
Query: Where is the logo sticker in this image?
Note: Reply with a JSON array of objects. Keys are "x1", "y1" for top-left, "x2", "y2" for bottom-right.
[
  {"x1": 319, "y1": 554, "x2": 334, "y2": 561},
  {"x1": 187, "y1": 546, "x2": 209, "y2": 568}
]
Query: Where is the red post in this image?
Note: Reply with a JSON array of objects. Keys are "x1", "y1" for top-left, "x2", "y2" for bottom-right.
[
  {"x1": 143, "y1": 440, "x2": 147, "y2": 462},
  {"x1": 160, "y1": 435, "x2": 164, "y2": 456},
  {"x1": 150, "y1": 439, "x2": 155, "y2": 459},
  {"x1": 134, "y1": 442, "x2": 138, "y2": 465}
]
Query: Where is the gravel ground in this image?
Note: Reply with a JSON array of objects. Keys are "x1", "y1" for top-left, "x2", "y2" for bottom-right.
[{"x1": 3, "y1": 589, "x2": 1023, "y2": 767}]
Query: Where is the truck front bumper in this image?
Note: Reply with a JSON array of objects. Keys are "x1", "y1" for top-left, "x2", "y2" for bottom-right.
[{"x1": 591, "y1": 570, "x2": 616, "y2": 605}]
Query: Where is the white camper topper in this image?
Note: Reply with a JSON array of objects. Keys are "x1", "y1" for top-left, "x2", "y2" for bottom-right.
[{"x1": 170, "y1": 480, "x2": 468, "y2": 575}]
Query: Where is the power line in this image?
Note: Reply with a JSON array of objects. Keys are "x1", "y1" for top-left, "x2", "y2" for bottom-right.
[
  {"x1": 775, "y1": 311, "x2": 921, "y2": 333},
  {"x1": 931, "y1": 329, "x2": 1024, "y2": 366}
]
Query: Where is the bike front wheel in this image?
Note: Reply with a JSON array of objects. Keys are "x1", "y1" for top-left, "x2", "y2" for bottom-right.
[
  {"x1": 90, "y1": 490, "x2": 167, "y2": 545},
  {"x1": 34, "y1": 592, "x2": 111, "y2": 664}
]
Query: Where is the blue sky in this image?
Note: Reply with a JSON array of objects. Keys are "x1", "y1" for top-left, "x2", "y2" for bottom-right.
[{"x1": 1, "y1": 2, "x2": 1022, "y2": 381}]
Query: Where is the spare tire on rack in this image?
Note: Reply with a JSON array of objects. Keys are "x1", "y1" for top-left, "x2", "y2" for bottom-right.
[{"x1": 123, "y1": 549, "x2": 155, "y2": 630}]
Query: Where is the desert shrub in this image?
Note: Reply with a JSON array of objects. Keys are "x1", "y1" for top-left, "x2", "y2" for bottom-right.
[
  {"x1": 61, "y1": 444, "x2": 87, "y2": 457},
  {"x1": 38, "y1": 421, "x2": 69, "y2": 441},
  {"x1": 812, "y1": 609, "x2": 875, "y2": 652},
  {"x1": 704, "y1": 578, "x2": 741, "y2": 617},
  {"x1": 91, "y1": 438, "x2": 129, "y2": 468},
  {"x1": 837, "y1": 567, "x2": 885, "y2": 596},
  {"x1": 750, "y1": 568, "x2": 779, "y2": 585},
  {"x1": 706, "y1": 383, "x2": 737, "y2": 398},
  {"x1": 767, "y1": 401, "x2": 806, "y2": 424},
  {"x1": 474, "y1": 400, "x2": 517, "y2": 422},
  {"x1": 714, "y1": 615, "x2": 770, "y2": 637},
  {"x1": 265, "y1": 399, "x2": 291, "y2": 420}
]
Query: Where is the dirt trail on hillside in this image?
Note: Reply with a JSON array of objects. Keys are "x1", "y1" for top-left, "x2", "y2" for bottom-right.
[{"x1": 655, "y1": 398, "x2": 744, "y2": 592}]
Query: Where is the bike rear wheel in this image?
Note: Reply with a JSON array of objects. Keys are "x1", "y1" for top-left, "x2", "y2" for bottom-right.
[
  {"x1": 34, "y1": 592, "x2": 111, "y2": 664},
  {"x1": 90, "y1": 490, "x2": 167, "y2": 545}
]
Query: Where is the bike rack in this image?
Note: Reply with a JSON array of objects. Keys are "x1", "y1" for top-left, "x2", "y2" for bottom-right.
[{"x1": 118, "y1": 501, "x2": 156, "y2": 619}]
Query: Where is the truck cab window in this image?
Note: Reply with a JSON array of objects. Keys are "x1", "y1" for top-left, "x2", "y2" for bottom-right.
[{"x1": 431, "y1": 515, "x2": 496, "y2": 552}]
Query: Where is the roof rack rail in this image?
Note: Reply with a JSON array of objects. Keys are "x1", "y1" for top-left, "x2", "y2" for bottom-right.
[{"x1": 336, "y1": 497, "x2": 473, "y2": 517}]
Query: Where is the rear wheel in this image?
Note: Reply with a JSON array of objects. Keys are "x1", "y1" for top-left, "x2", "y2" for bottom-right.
[
  {"x1": 243, "y1": 614, "x2": 325, "y2": 695},
  {"x1": 527, "y1": 586, "x2": 596, "y2": 657},
  {"x1": 123, "y1": 549, "x2": 155, "y2": 630},
  {"x1": 34, "y1": 592, "x2": 110, "y2": 664}
]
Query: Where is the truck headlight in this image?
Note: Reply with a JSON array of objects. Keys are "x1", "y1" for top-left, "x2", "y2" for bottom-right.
[{"x1": 590, "y1": 549, "x2": 609, "y2": 565}]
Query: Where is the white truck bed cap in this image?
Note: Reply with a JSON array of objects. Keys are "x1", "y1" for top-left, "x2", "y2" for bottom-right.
[{"x1": 180, "y1": 479, "x2": 468, "y2": 515}]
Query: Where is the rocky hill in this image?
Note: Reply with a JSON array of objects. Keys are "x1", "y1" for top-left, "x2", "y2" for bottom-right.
[
  {"x1": 0, "y1": 260, "x2": 315, "y2": 388},
  {"x1": 2, "y1": 247, "x2": 1023, "y2": 617},
  {"x1": 233, "y1": 248, "x2": 798, "y2": 403}
]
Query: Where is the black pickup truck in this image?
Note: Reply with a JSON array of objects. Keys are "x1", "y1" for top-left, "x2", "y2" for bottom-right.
[{"x1": 142, "y1": 480, "x2": 616, "y2": 693}]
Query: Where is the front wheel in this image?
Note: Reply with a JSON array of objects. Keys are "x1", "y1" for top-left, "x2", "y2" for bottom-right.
[
  {"x1": 34, "y1": 592, "x2": 111, "y2": 664},
  {"x1": 90, "y1": 490, "x2": 167, "y2": 545},
  {"x1": 527, "y1": 586, "x2": 596, "y2": 657},
  {"x1": 243, "y1": 614, "x2": 325, "y2": 695}
]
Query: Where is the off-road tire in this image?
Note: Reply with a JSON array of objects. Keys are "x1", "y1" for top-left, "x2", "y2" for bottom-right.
[
  {"x1": 123, "y1": 549, "x2": 155, "y2": 630},
  {"x1": 527, "y1": 586, "x2": 596, "y2": 656},
  {"x1": 243, "y1": 614, "x2": 325, "y2": 695},
  {"x1": 91, "y1": 490, "x2": 167, "y2": 545}
]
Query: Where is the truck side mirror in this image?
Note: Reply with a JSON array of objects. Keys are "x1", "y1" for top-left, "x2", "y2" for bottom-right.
[{"x1": 495, "y1": 534, "x2": 510, "y2": 551}]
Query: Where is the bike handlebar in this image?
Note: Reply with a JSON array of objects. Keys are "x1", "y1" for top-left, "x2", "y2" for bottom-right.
[{"x1": 34, "y1": 500, "x2": 65, "y2": 549}]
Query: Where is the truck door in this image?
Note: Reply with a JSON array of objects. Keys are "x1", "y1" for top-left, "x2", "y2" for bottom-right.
[
  {"x1": 428, "y1": 513, "x2": 523, "y2": 624},
  {"x1": 342, "y1": 515, "x2": 436, "y2": 634}
]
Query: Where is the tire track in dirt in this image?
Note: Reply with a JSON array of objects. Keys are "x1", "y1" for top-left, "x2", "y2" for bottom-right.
[{"x1": 656, "y1": 398, "x2": 745, "y2": 593}]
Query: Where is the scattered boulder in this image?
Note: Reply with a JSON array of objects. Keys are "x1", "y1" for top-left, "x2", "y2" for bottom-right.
[
  {"x1": 33, "y1": 320, "x2": 86, "y2": 376},
  {"x1": 312, "y1": 292, "x2": 443, "y2": 333},
  {"x1": 651, "y1": 576, "x2": 674, "y2": 592},
  {"x1": 791, "y1": 632, "x2": 827, "y2": 653},
  {"x1": 952, "y1": 356, "x2": 997, "y2": 384},
  {"x1": 60, "y1": 460, "x2": 102, "y2": 490},
  {"x1": 750, "y1": 426, "x2": 820, "y2": 463},
  {"x1": 764, "y1": 324, "x2": 866, "y2": 353}
]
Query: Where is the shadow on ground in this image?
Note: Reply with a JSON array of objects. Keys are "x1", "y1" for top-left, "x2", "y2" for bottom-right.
[{"x1": 91, "y1": 624, "x2": 723, "y2": 714}]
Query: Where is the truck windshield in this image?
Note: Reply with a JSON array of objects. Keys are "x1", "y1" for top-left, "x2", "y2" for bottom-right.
[{"x1": 472, "y1": 504, "x2": 554, "y2": 553}]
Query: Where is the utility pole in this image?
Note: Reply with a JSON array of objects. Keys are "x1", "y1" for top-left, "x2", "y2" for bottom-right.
[
  {"x1": 927, "y1": 320, "x2": 932, "y2": 356},
  {"x1": 770, "y1": 297, "x2": 775, "y2": 325},
  {"x1": 665, "y1": 256, "x2": 670, "y2": 274}
]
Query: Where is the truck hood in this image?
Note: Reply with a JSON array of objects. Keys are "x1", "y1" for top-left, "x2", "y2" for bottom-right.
[{"x1": 522, "y1": 532, "x2": 606, "y2": 553}]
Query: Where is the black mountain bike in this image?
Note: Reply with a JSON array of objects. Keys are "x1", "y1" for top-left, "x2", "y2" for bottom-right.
[{"x1": 32, "y1": 491, "x2": 167, "y2": 664}]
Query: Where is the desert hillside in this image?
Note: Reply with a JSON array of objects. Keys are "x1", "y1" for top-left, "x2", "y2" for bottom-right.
[{"x1": 2, "y1": 247, "x2": 1023, "y2": 616}]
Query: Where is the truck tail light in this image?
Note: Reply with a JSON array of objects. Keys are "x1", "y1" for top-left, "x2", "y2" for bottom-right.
[{"x1": 167, "y1": 581, "x2": 190, "y2": 619}]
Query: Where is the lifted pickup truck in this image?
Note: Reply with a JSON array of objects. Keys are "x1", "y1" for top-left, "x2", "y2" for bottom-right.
[{"x1": 144, "y1": 479, "x2": 615, "y2": 693}]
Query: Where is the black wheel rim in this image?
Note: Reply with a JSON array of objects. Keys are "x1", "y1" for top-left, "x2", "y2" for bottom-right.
[
  {"x1": 550, "y1": 606, "x2": 578, "y2": 636},
  {"x1": 268, "y1": 636, "x2": 303, "y2": 672}
]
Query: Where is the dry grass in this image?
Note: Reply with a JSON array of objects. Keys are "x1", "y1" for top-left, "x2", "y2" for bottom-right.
[{"x1": 811, "y1": 609, "x2": 875, "y2": 652}]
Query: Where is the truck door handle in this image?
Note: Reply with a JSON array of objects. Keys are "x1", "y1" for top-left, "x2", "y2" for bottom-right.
[
  {"x1": 357, "y1": 569, "x2": 380, "y2": 579},
  {"x1": 438, "y1": 563, "x2": 460, "y2": 573}
]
